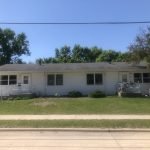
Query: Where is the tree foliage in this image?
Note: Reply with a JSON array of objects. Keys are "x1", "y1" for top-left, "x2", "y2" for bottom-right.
[
  {"x1": 0, "y1": 28, "x2": 30, "y2": 65},
  {"x1": 72, "y1": 45, "x2": 91, "y2": 62},
  {"x1": 90, "y1": 46, "x2": 102, "y2": 62},
  {"x1": 128, "y1": 27, "x2": 150, "y2": 63},
  {"x1": 96, "y1": 50, "x2": 119, "y2": 62},
  {"x1": 36, "y1": 57, "x2": 58, "y2": 65},
  {"x1": 55, "y1": 46, "x2": 72, "y2": 63},
  {"x1": 36, "y1": 44, "x2": 127, "y2": 64}
]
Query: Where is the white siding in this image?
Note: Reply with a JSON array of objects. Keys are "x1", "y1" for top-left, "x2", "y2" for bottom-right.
[
  {"x1": 0, "y1": 72, "x2": 32, "y2": 96},
  {"x1": 0, "y1": 72, "x2": 18, "y2": 96},
  {"x1": 46, "y1": 72, "x2": 105, "y2": 96},
  {"x1": 0, "y1": 70, "x2": 150, "y2": 96}
]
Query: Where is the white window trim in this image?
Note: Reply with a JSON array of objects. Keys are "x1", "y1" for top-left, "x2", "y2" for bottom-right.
[
  {"x1": 22, "y1": 75, "x2": 30, "y2": 85},
  {"x1": 47, "y1": 73, "x2": 63, "y2": 86},
  {"x1": 0, "y1": 75, "x2": 17, "y2": 85},
  {"x1": 87, "y1": 73, "x2": 103, "y2": 85},
  {"x1": 133, "y1": 72, "x2": 150, "y2": 83}
]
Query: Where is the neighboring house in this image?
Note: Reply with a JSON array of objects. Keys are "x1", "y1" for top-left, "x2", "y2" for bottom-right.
[{"x1": 0, "y1": 62, "x2": 150, "y2": 96}]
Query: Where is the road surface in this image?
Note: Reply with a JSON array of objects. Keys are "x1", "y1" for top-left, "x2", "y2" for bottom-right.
[{"x1": 0, "y1": 130, "x2": 150, "y2": 150}]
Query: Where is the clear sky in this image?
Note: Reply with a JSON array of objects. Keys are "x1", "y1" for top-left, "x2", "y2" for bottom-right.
[{"x1": 0, "y1": 0, "x2": 150, "y2": 62}]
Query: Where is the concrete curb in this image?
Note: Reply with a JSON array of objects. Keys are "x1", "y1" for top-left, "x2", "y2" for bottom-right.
[{"x1": 0, "y1": 128, "x2": 150, "y2": 132}]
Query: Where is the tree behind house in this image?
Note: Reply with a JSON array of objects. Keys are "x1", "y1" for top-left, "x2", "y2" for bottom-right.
[
  {"x1": 128, "y1": 27, "x2": 150, "y2": 64},
  {"x1": 0, "y1": 28, "x2": 30, "y2": 65}
]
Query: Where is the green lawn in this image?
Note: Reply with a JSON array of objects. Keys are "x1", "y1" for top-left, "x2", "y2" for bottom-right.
[
  {"x1": 0, "y1": 120, "x2": 150, "y2": 128},
  {"x1": 0, "y1": 97, "x2": 150, "y2": 114}
]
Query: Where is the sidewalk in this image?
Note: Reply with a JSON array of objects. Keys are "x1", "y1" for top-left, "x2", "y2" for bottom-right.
[{"x1": 0, "y1": 115, "x2": 150, "y2": 120}]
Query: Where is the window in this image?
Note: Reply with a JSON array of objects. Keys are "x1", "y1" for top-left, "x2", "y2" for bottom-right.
[
  {"x1": 122, "y1": 74, "x2": 128, "y2": 82},
  {"x1": 134, "y1": 73, "x2": 142, "y2": 83},
  {"x1": 47, "y1": 75, "x2": 55, "y2": 85},
  {"x1": 56, "y1": 74, "x2": 63, "y2": 85},
  {"x1": 0, "y1": 75, "x2": 17, "y2": 85},
  {"x1": 9, "y1": 75, "x2": 17, "y2": 85},
  {"x1": 23, "y1": 76, "x2": 29, "y2": 84},
  {"x1": 143, "y1": 73, "x2": 150, "y2": 83},
  {"x1": 47, "y1": 74, "x2": 63, "y2": 86},
  {"x1": 87, "y1": 73, "x2": 103, "y2": 85},
  {"x1": 95, "y1": 74, "x2": 103, "y2": 85},
  {"x1": 87, "y1": 74, "x2": 94, "y2": 85},
  {"x1": 0, "y1": 75, "x2": 8, "y2": 85}
]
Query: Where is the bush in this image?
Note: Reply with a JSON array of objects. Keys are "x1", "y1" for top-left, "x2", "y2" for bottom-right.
[
  {"x1": 119, "y1": 92, "x2": 143, "y2": 98},
  {"x1": 89, "y1": 91, "x2": 106, "y2": 98},
  {"x1": 67, "y1": 91, "x2": 83, "y2": 98},
  {"x1": 8, "y1": 93, "x2": 37, "y2": 100}
]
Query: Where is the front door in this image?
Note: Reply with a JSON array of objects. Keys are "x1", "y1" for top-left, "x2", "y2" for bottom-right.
[
  {"x1": 119, "y1": 72, "x2": 128, "y2": 83},
  {"x1": 21, "y1": 74, "x2": 31, "y2": 93}
]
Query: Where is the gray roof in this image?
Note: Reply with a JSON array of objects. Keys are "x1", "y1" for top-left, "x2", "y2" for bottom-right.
[{"x1": 0, "y1": 62, "x2": 148, "y2": 72}]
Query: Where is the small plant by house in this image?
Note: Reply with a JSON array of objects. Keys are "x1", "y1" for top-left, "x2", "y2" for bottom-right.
[
  {"x1": 8, "y1": 93, "x2": 37, "y2": 101},
  {"x1": 89, "y1": 91, "x2": 106, "y2": 98},
  {"x1": 67, "y1": 91, "x2": 83, "y2": 97},
  {"x1": 120, "y1": 92, "x2": 143, "y2": 98}
]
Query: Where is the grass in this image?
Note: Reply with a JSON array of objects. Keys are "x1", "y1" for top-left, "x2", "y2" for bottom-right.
[
  {"x1": 0, "y1": 120, "x2": 150, "y2": 128},
  {"x1": 0, "y1": 97, "x2": 150, "y2": 114}
]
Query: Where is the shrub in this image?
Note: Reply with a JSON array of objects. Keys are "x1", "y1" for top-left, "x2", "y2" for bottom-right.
[
  {"x1": 89, "y1": 91, "x2": 106, "y2": 98},
  {"x1": 8, "y1": 94, "x2": 37, "y2": 101},
  {"x1": 67, "y1": 91, "x2": 83, "y2": 98},
  {"x1": 120, "y1": 92, "x2": 143, "y2": 98}
]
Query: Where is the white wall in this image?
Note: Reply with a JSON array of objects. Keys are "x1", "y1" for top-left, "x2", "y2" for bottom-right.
[
  {"x1": 0, "y1": 71, "x2": 150, "y2": 96},
  {"x1": 46, "y1": 72, "x2": 105, "y2": 96},
  {"x1": 0, "y1": 72, "x2": 29, "y2": 96}
]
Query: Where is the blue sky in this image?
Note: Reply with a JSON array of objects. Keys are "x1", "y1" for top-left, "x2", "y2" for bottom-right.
[{"x1": 0, "y1": 0, "x2": 150, "y2": 62}]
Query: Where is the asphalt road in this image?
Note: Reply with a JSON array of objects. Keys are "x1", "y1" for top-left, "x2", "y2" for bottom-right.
[{"x1": 0, "y1": 130, "x2": 150, "y2": 150}]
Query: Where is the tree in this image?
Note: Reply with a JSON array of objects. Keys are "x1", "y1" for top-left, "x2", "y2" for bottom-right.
[
  {"x1": 55, "y1": 46, "x2": 72, "y2": 63},
  {"x1": 90, "y1": 46, "x2": 102, "y2": 62},
  {"x1": 96, "y1": 50, "x2": 119, "y2": 62},
  {"x1": 0, "y1": 28, "x2": 30, "y2": 65},
  {"x1": 128, "y1": 27, "x2": 150, "y2": 63},
  {"x1": 72, "y1": 45, "x2": 91, "y2": 63},
  {"x1": 115, "y1": 52, "x2": 129, "y2": 62},
  {"x1": 36, "y1": 45, "x2": 128, "y2": 64},
  {"x1": 36, "y1": 57, "x2": 58, "y2": 64}
]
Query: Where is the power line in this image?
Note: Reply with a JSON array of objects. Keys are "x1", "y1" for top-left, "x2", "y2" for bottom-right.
[{"x1": 0, "y1": 21, "x2": 150, "y2": 25}]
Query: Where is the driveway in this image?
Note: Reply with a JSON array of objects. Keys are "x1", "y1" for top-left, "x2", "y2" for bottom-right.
[{"x1": 0, "y1": 130, "x2": 150, "y2": 149}]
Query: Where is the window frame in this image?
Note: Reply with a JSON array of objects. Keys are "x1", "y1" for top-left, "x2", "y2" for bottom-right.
[
  {"x1": 56, "y1": 74, "x2": 63, "y2": 85},
  {"x1": 47, "y1": 74, "x2": 63, "y2": 86},
  {"x1": 87, "y1": 74, "x2": 94, "y2": 85},
  {"x1": 87, "y1": 73, "x2": 103, "y2": 85},
  {"x1": 143, "y1": 73, "x2": 150, "y2": 83},
  {"x1": 0, "y1": 75, "x2": 17, "y2": 85},
  {"x1": 122, "y1": 74, "x2": 128, "y2": 82},
  {"x1": 47, "y1": 74, "x2": 55, "y2": 86},
  {"x1": 9, "y1": 75, "x2": 17, "y2": 85},
  {"x1": 134, "y1": 73, "x2": 142, "y2": 83},
  {"x1": 23, "y1": 75, "x2": 29, "y2": 85},
  {"x1": 95, "y1": 73, "x2": 103, "y2": 85},
  {"x1": 0, "y1": 75, "x2": 8, "y2": 85}
]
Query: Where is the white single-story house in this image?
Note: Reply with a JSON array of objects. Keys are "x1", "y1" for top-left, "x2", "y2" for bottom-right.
[{"x1": 0, "y1": 62, "x2": 150, "y2": 96}]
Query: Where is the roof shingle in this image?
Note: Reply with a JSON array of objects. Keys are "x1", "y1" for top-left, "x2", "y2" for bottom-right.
[{"x1": 0, "y1": 62, "x2": 148, "y2": 72}]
